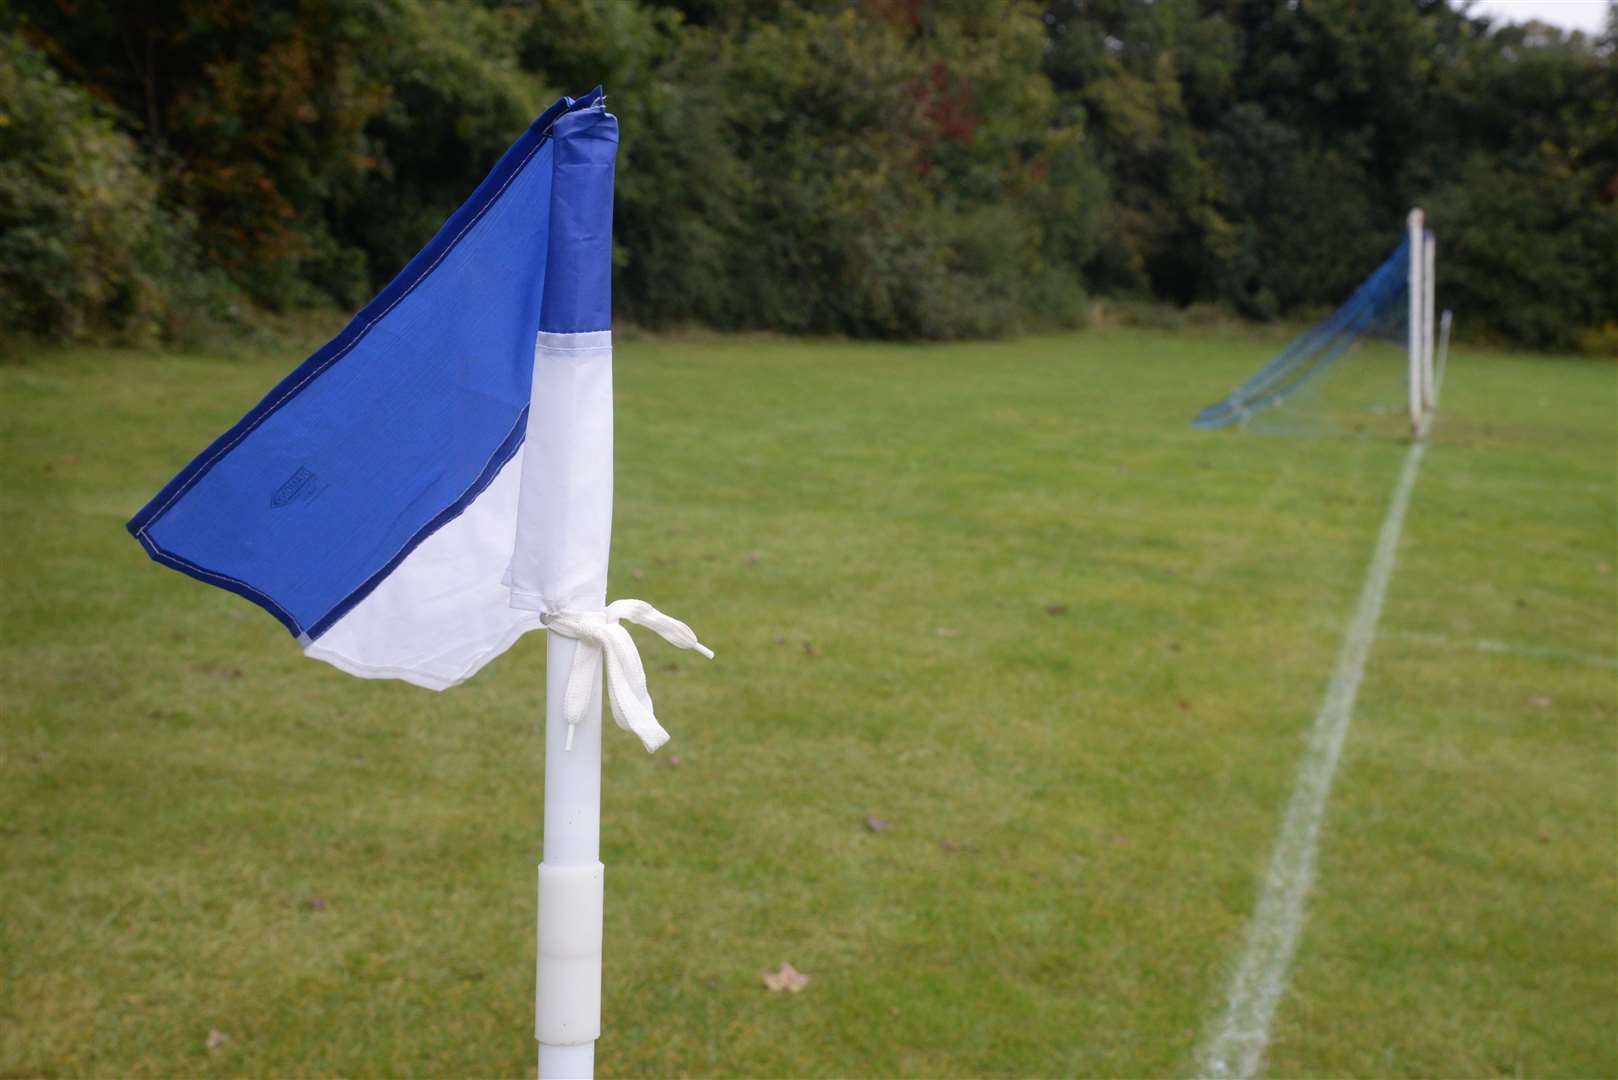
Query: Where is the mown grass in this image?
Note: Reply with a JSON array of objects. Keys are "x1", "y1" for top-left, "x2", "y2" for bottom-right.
[{"x1": 0, "y1": 327, "x2": 1611, "y2": 1077}]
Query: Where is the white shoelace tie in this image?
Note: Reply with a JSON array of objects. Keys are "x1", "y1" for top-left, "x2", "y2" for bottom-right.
[{"x1": 541, "y1": 599, "x2": 714, "y2": 753}]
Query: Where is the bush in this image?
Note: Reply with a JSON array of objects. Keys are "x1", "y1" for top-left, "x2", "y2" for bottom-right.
[
  {"x1": 0, "y1": 33, "x2": 235, "y2": 344},
  {"x1": 614, "y1": 4, "x2": 1098, "y2": 339},
  {"x1": 1427, "y1": 153, "x2": 1618, "y2": 351}
]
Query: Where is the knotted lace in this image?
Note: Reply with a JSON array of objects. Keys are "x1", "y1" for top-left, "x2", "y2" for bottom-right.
[{"x1": 540, "y1": 599, "x2": 714, "y2": 753}]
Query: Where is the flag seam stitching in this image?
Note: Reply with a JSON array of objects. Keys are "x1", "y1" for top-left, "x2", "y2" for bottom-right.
[{"x1": 302, "y1": 407, "x2": 530, "y2": 641}]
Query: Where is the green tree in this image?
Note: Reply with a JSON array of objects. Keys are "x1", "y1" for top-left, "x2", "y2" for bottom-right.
[
  {"x1": 18, "y1": 0, "x2": 397, "y2": 307},
  {"x1": 0, "y1": 32, "x2": 227, "y2": 341},
  {"x1": 1043, "y1": 0, "x2": 1236, "y2": 301}
]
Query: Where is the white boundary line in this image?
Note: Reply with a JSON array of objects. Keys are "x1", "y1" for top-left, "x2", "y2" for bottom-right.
[
  {"x1": 1386, "y1": 629, "x2": 1618, "y2": 671},
  {"x1": 1197, "y1": 439, "x2": 1428, "y2": 1080}
]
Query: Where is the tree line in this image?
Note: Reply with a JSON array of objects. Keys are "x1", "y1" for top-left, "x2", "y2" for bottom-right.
[{"x1": 3, "y1": 0, "x2": 1615, "y2": 351}]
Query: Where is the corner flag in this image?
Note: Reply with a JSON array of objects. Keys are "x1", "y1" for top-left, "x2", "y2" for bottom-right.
[{"x1": 126, "y1": 89, "x2": 710, "y2": 1075}]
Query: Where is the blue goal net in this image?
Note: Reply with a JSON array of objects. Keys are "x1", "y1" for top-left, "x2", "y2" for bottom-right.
[{"x1": 1193, "y1": 238, "x2": 1413, "y2": 430}]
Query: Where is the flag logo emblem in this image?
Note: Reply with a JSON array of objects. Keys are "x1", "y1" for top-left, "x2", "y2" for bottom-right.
[{"x1": 270, "y1": 466, "x2": 317, "y2": 508}]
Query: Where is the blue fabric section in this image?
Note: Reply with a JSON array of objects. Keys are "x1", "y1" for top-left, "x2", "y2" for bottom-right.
[
  {"x1": 127, "y1": 91, "x2": 614, "y2": 639},
  {"x1": 539, "y1": 102, "x2": 617, "y2": 334}
]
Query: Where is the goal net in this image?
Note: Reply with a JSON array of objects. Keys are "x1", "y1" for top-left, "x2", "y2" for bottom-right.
[{"x1": 1194, "y1": 210, "x2": 1438, "y2": 438}]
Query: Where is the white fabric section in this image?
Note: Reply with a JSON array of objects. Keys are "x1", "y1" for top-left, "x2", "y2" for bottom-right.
[
  {"x1": 304, "y1": 450, "x2": 542, "y2": 690},
  {"x1": 542, "y1": 600, "x2": 714, "y2": 753},
  {"x1": 536, "y1": 862, "x2": 604, "y2": 1046},
  {"x1": 508, "y1": 332, "x2": 614, "y2": 614},
  {"x1": 507, "y1": 330, "x2": 710, "y2": 753}
]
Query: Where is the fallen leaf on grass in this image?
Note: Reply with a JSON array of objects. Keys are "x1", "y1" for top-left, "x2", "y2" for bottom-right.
[
  {"x1": 802, "y1": 641, "x2": 818, "y2": 658},
  {"x1": 1044, "y1": 604, "x2": 1068, "y2": 616},
  {"x1": 206, "y1": 1029, "x2": 229, "y2": 1050},
  {"x1": 763, "y1": 962, "x2": 810, "y2": 993},
  {"x1": 864, "y1": 815, "x2": 892, "y2": 833}
]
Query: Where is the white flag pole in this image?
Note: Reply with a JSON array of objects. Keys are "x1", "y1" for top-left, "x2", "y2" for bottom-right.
[
  {"x1": 518, "y1": 96, "x2": 709, "y2": 1080},
  {"x1": 537, "y1": 631, "x2": 604, "y2": 1080},
  {"x1": 516, "y1": 102, "x2": 618, "y2": 1080}
]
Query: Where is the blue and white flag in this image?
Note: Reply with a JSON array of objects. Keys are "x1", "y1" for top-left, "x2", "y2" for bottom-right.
[{"x1": 128, "y1": 90, "x2": 709, "y2": 751}]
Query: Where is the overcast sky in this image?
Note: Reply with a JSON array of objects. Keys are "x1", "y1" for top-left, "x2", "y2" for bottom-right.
[{"x1": 1460, "y1": 0, "x2": 1612, "y2": 33}]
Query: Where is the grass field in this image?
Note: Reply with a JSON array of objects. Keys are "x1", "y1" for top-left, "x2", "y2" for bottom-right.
[{"x1": 1, "y1": 326, "x2": 1613, "y2": 1078}]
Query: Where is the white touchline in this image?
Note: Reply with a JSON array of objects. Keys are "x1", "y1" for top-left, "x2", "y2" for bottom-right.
[{"x1": 1196, "y1": 439, "x2": 1428, "y2": 1080}]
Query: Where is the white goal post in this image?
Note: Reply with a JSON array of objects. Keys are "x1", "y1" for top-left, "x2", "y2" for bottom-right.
[
  {"x1": 1422, "y1": 229, "x2": 1436, "y2": 414},
  {"x1": 1406, "y1": 208, "x2": 1437, "y2": 438}
]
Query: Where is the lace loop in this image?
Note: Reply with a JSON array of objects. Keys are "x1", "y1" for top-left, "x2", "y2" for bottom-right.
[{"x1": 541, "y1": 600, "x2": 713, "y2": 753}]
